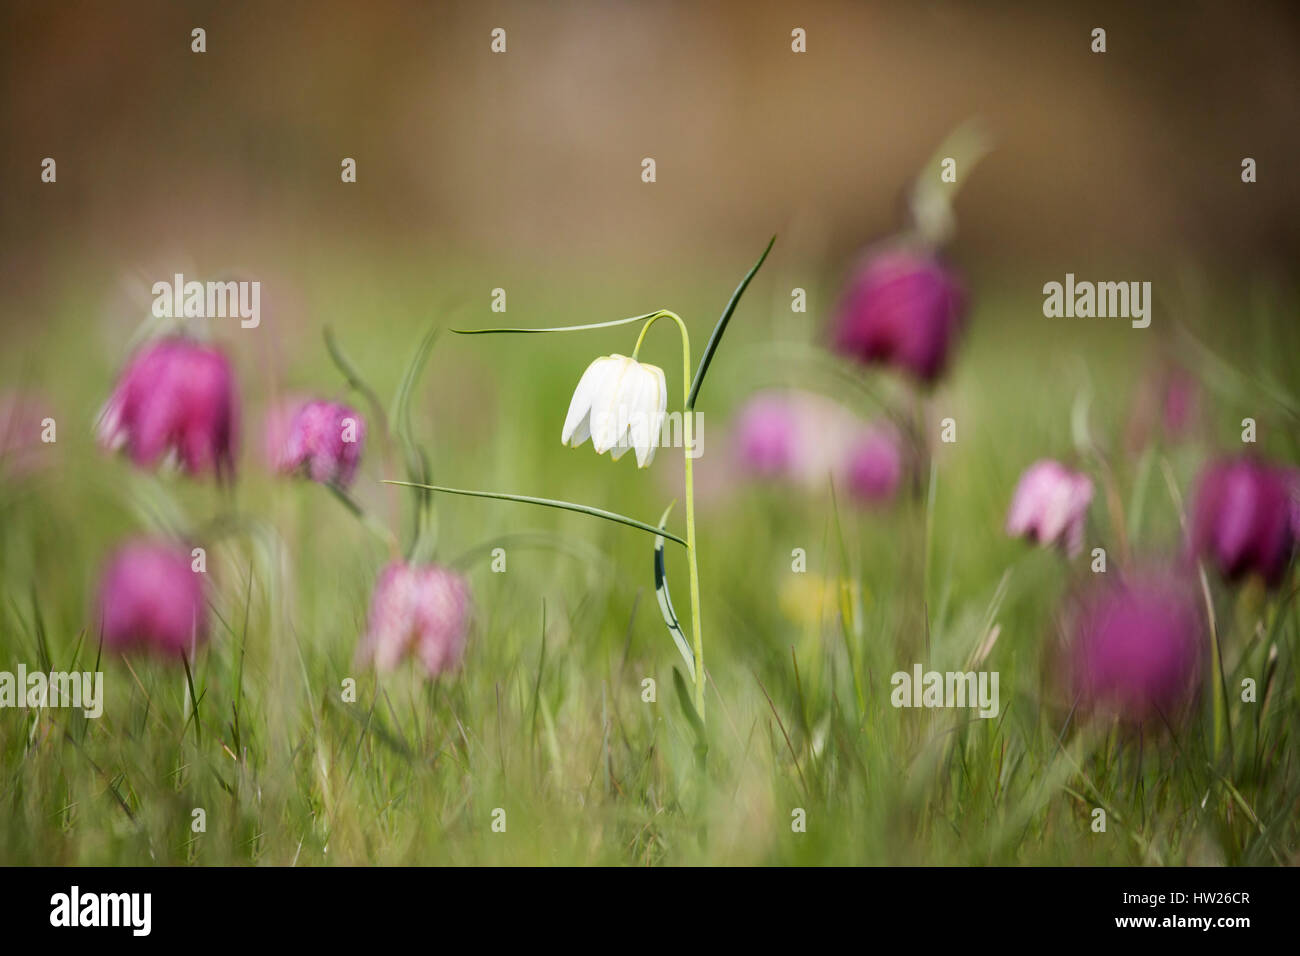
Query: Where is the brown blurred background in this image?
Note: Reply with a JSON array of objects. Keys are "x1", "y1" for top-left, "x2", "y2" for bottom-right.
[{"x1": 2, "y1": 0, "x2": 1298, "y2": 322}]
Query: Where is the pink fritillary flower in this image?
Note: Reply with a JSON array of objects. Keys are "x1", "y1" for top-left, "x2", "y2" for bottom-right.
[
  {"x1": 733, "y1": 393, "x2": 802, "y2": 477},
  {"x1": 98, "y1": 338, "x2": 238, "y2": 480},
  {"x1": 730, "y1": 391, "x2": 855, "y2": 487},
  {"x1": 831, "y1": 247, "x2": 967, "y2": 384},
  {"x1": 1065, "y1": 572, "x2": 1203, "y2": 723},
  {"x1": 96, "y1": 541, "x2": 207, "y2": 656},
  {"x1": 269, "y1": 399, "x2": 365, "y2": 487},
  {"x1": 844, "y1": 427, "x2": 904, "y2": 504},
  {"x1": 1190, "y1": 457, "x2": 1296, "y2": 588},
  {"x1": 1006, "y1": 459, "x2": 1094, "y2": 558},
  {"x1": 731, "y1": 390, "x2": 907, "y2": 505},
  {"x1": 357, "y1": 562, "x2": 471, "y2": 678}
]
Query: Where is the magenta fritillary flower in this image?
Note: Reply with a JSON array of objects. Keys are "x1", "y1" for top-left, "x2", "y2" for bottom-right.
[
  {"x1": 269, "y1": 399, "x2": 366, "y2": 487},
  {"x1": 96, "y1": 540, "x2": 207, "y2": 656},
  {"x1": 1006, "y1": 459, "x2": 1094, "y2": 558},
  {"x1": 1190, "y1": 457, "x2": 1296, "y2": 588},
  {"x1": 98, "y1": 338, "x2": 238, "y2": 479},
  {"x1": 357, "y1": 562, "x2": 471, "y2": 677},
  {"x1": 1065, "y1": 572, "x2": 1203, "y2": 723},
  {"x1": 831, "y1": 247, "x2": 967, "y2": 384}
]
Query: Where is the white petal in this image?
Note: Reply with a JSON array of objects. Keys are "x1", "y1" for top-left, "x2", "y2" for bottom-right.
[
  {"x1": 561, "y1": 357, "x2": 611, "y2": 447},
  {"x1": 636, "y1": 363, "x2": 667, "y2": 468},
  {"x1": 610, "y1": 371, "x2": 642, "y2": 464},
  {"x1": 628, "y1": 366, "x2": 654, "y2": 468},
  {"x1": 591, "y1": 355, "x2": 635, "y2": 453},
  {"x1": 567, "y1": 413, "x2": 592, "y2": 449}
]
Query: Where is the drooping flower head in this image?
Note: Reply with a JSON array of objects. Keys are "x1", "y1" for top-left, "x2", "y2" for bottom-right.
[
  {"x1": 267, "y1": 398, "x2": 366, "y2": 487},
  {"x1": 1064, "y1": 572, "x2": 1203, "y2": 723},
  {"x1": 357, "y1": 562, "x2": 471, "y2": 677},
  {"x1": 561, "y1": 354, "x2": 667, "y2": 468},
  {"x1": 1190, "y1": 457, "x2": 1296, "y2": 588},
  {"x1": 831, "y1": 247, "x2": 967, "y2": 384},
  {"x1": 96, "y1": 540, "x2": 207, "y2": 656},
  {"x1": 98, "y1": 338, "x2": 238, "y2": 479},
  {"x1": 1005, "y1": 459, "x2": 1094, "y2": 558}
]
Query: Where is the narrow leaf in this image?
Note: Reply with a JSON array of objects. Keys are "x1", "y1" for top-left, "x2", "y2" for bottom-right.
[
  {"x1": 653, "y1": 502, "x2": 695, "y2": 681},
  {"x1": 383, "y1": 481, "x2": 687, "y2": 546},
  {"x1": 452, "y1": 311, "x2": 659, "y2": 335},
  {"x1": 687, "y1": 235, "x2": 776, "y2": 409}
]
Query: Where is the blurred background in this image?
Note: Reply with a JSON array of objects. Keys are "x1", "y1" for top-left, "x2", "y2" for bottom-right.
[{"x1": 3, "y1": 0, "x2": 1299, "y2": 284}]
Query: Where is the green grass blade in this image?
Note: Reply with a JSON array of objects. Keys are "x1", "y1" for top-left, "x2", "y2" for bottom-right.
[
  {"x1": 29, "y1": 585, "x2": 52, "y2": 673},
  {"x1": 388, "y1": 325, "x2": 440, "y2": 552},
  {"x1": 323, "y1": 325, "x2": 389, "y2": 434},
  {"x1": 180, "y1": 649, "x2": 202, "y2": 746},
  {"x1": 529, "y1": 601, "x2": 547, "y2": 743},
  {"x1": 686, "y1": 234, "x2": 776, "y2": 409},
  {"x1": 389, "y1": 325, "x2": 439, "y2": 437},
  {"x1": 383, "y1": 480, "x2": 687, "y2": 546}
]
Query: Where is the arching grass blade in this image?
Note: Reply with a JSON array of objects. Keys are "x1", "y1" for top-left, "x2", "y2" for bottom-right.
[{"x1": 383, "y1": 481, "x2": 687, "y2": 546}]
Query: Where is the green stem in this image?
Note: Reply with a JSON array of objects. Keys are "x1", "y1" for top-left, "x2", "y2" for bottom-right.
[{"x1": 634, "y1": 311, "x2": 705, "y2": 720}]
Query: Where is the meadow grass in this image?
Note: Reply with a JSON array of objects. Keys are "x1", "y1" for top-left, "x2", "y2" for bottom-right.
[{"x1": 1, "y1": 253, "x2": 1297, "y2": 865}]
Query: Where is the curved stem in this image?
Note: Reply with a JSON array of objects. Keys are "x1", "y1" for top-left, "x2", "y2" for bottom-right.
[{"x1": 634, "y1": 311, "x2": 706, "y2": 720}]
